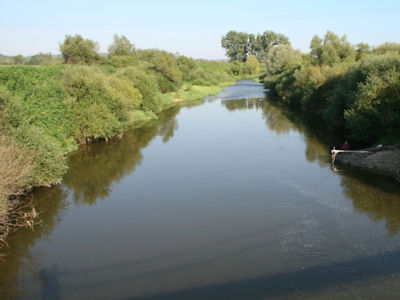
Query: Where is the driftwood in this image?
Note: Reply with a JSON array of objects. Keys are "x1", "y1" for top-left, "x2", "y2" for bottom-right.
[
  {"x1": 331, "y1": 149, "x2": 370, "y2": 163},
  {"x1": 0, "y1": 197, "x2": 40, "y2": 260}
]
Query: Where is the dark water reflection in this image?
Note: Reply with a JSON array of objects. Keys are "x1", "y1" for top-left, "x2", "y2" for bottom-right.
[
  {"x1": 1, "y1": 80, "x2": 400, "y2": 300},
  {"x1": 64, "y1": 106, "x2": 183, "y2": 206}
]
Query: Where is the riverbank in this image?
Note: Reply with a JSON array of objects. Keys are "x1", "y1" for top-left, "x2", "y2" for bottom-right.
[
  {"x1": 0, "y1": 64, "x2": 253, "y2": 256},
  {"x1": 263, "y1": 33, "x2": 400, "y2": 147},
  {"x1": 3, "y1": 80, "x2": 400, "y2": 299},
  {"x1": 335, "y1": 145, "x2": 400, "y2": 182}
]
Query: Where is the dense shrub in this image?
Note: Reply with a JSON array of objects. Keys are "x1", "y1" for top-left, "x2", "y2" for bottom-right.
[
  {"x1": 108, "y1": 55, "x2": 139, "y2": 68},
  {"x1": 345, "y1": 53, "x2": 400, "y2": 143},
  {"x1": 118, "y1": 66, "x2": 162, "y2": 111},
  {"x1": 63, "y1": 66, "x2": 131, "y2": 142},
  {"x1": 265, "y1": 40, "x2": 400, "y2": 145}
]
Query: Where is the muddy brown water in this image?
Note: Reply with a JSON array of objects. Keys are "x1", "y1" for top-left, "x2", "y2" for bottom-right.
[{"x1": 1, "y1": 80, "x2": 400, "y2": 300}]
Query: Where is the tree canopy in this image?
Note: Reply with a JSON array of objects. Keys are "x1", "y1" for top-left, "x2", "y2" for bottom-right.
[
  {"x1": 310, "y1": 31, "x2": 356, "y2": 66},
  {"x1": 108, "y1": 34, "x2": 135, "y2": 57},
  {"x1": 221, "y1": 30, "x2": 290, "y2": 62},
  {"x1": 59, "y1": 34, "x2": 100, "y2": 65},
  {"x1": 265, "y1": 44, "x2": 302, "y2": 75}
]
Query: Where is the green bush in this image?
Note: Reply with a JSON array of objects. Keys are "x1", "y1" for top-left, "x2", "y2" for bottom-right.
[
  {"x1": 108, "y1": 55, "x2": 139, "y2": 68},
  {"x1": 63, "y1": 66, "x2": 131, "y2": 142},
  {"x1": 345, "y1": 53, "x2": 400, "y2": 143},
  {"x1": 265, "y1": 45, "x2": 400, "y2": 144},
  {"x1": 118, "y1": 66, "x2": 162, "y2": 111}
]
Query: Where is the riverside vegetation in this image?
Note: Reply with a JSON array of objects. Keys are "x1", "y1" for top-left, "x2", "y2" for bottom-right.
[
  {"x1": 0, "y1": 34, "x2": 261, "y2": 253},
  {"x1": 221, "y1": 30, "x2": 400, "y2": 147}
]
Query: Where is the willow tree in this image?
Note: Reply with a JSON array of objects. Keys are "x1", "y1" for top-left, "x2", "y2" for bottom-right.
[
  {"x1": 310, "y1": 31, "x2": 356, "y2": 66},
  {"x1": 60, "y1": 34, "x2": 100, "y2": 65},
  {"x1": 108, "y1": 34, "x2": 135, "y2": 57}
]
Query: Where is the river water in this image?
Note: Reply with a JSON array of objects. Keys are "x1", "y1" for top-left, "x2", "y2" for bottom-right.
[{"x1": 2, "y1": 80, "x2": 400, "y2": 299}]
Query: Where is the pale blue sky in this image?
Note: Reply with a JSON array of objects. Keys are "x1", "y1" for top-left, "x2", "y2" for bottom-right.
[{"x1": 1, "y1": 0, "x2": 399, "y2": 59}]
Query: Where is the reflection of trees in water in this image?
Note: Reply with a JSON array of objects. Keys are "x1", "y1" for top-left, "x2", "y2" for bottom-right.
[
  {"x1": 262, "y1": 100, "x2": 336, "y2": 167},
  {"x1": 64, "y1": 106, "x2": 182, "y2": 205},
  {"x1": 0, "y1": 106, "x2": 184, "y2": 299},
  {"x1": 221, "y1": 98, "x2": 264, "y2": 111},
  {"x1": 0, "y1": 186, "x2": 69, "y2": 299},
  {"x1": 223, "y1": 97, "x2": 400, "y2": 236},
  {"x1": 340, "y1": 172, "x2": 400, "y2": 236},
  {"x1": 263, "y1": 99, "x2": 400, "y2": 235},
  {"x1": 158, "y1": 117, "x2": 178, "y2": 143}
]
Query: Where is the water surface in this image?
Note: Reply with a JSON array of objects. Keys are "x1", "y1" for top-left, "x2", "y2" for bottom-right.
[{"x1": 1, "y1": 80, "x2": 400, "y2": 300}]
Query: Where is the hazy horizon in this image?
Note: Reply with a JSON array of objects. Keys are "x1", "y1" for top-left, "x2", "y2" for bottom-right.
[{"x1": 1, "y1": 0, "x2": 399, "y2": 59}]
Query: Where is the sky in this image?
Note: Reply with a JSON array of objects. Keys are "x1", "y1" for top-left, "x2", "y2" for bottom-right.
[{"x1": 1, "y1": 0, "x2": 399, "y2": 59}]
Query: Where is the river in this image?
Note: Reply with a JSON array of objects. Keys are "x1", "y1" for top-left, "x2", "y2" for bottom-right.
[{"x1": 1, "y1": 80, "x2": 400, "y2": 299}]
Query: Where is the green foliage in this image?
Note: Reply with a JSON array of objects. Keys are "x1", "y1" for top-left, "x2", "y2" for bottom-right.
[
  {"x1": 249, "y1": 31, "x2": 290, "y2": 59},
  {"x1": 108, "y1": 34, "x2": 135, "y2": 57},
  {"x1": 27, "y1": 53, "x2": 54, "y2": 65},
  {"x1": 176, "y1": 55, "x2": 199, "y2": 81},
  {"x1": 10, "y1": 55, "x2": 26, "y2": 65},
  {"x1": 221, "y1": 30, "x2": 290, "y2": 62},
  {"x1": 375, "y1": 43, "x2": 400, "y2": 55},
  {"x1": 10, "y1": 124, "x2": 67, "y2": 186},
  {"x1": 345, "y1": 53, "x2": 400, "y2": 143},
  {"x1": 118, "y1": 66, "x2": 162, "y2": 111},
  {"x1": 265, "y1": 44, "x2": 302, "y2": 75},
  {"x1": 108, "y1": 55, "x2": 139, "y2": 68},
  {"x1": 310, "y1": 31, "x2": 356, "y2": 66},
  {"x1": 0, "y1": 82, "x2": 68, "y2": 187},
  {"x1": 221, "y1": 31, "x2": 250, "y2": 62},
  {"x1": 60, "y1": 34, "x2": 100, "y2": 65},
  {"x1": 243, "y1": 55, "x2": 260, "y2": 74},
  {"x1": 0, "y1": 66, "x2": 74, "y2": 148},
  {"x1": 63, "y1": 66, "x2": 132, "y2": 142},
  {"x1": 356, "y1": 43, "x2": 371, "y2": 60},
  {"x1": 151, "y1": 51, "x2": 183, "y2": 92},
  {"x1": 0, "y1": 40, "x2": 249, "y2": 197},
  {"x1": 266, "y1": 33, "x2": 400, "y2": 145}
]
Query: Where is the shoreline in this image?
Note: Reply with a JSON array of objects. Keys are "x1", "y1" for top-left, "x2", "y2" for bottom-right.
[
  {"x1": 0, "y1": 80, "x2": 237, "y2": 256},
  {"x1": 334, "y1": 144, "x2": 400, "y2": 182}
]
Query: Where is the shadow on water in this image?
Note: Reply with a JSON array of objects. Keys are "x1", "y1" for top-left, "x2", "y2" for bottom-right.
[
  {"x1": 40, "y1": 263, "x2": 61, "y2": 300},
  {"x1": 64, "y1": 106, "x2": 182, "y2": 206},
  {"x1": 220, "y1": 97, "x2": 400, "y2": 236},
  {"x1": 0, "y1": 105, "x2": 187, "y2": 299},
  {"x1": 339, "y1": 170, "x2": 400, "y2": 236},
  {"x1": 9, "y1": 221, "x2": 400, "y2": 299},
  {"x1": 31, "y1": 248, "x2": 400, "y2": 300},
  {"x1": 121, "y1": 250, "x2": 400, "y2": 300},
  {"x1": 0, "y1": 186, "x2": 69, "y2": 299},
  {"x1": 1, "y1": 82, "x2": 400, "y2": 299}
]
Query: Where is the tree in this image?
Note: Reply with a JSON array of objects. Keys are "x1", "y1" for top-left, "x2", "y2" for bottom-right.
[
  {"x1": 176, "y1": 55, "x2": 198, "y2": 80},
  {"x1": 11, "y1": 55, "x2": 26, "y2": 65},
  {"x1": 221, "y1": 30, "x2": 290, "y2": 62},
  {"x1": 250, "y1": 31, "x2": 290, "y2": 59},
  {"x1": 375, "y1": 42, "x2": 400, "y2": 55},
  {"x1": 310, "y1": 31, "x2": 356, "y2": 66},
  {"x1": 151, "y1": 51, "x2": 182, "y2": 92},
  {"x1": 221, "y1": 31, "x2": 250, "y2": 62},
  {"x1": 27, "y1": 52, "x2": 53, "y2": 65},
  {"x1": 244, "y1": 55, "x2": 260, "y2": 74},
  {"x1": 59, "y1": 34, "x2": 100, "y2": 65},
  {"x1": 108, "y1": 34, "x2": 135, "y2": 57},
  {"x1": 355, "y1": 43, "x2": 371, "y2": 60},
  {"x1": 265, "y1": 44, "x2": 302, "y2": 75}
]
